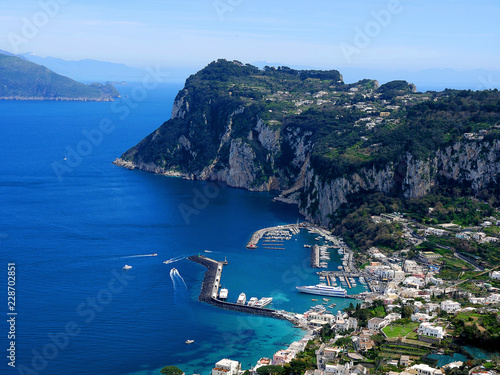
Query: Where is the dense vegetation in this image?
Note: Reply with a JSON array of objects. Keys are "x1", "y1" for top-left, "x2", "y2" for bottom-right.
[
  {"x1": 122, "y1": 59, "x2": 500, "y2": 185},
  {"x1": 452, "y1": 312, "x2": 500, "y2": 350},
  {"x1": 0, "y1": 53, "x2": 119, "y2": 99}
]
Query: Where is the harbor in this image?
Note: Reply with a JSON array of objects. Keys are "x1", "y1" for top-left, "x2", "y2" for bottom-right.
[{"x1": 188, "y1": 255, "x2": 297, "y2": 321}]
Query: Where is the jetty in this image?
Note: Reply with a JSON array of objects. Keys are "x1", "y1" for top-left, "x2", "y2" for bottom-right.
[
  {"x1": 311, "y1": 245, "x2": 320, "y2": 268},
  {"x1": 188, "y1": 255, "x2": 298, "y2": 323},
  {"x1": 246, "y1": 224, "x2": 301, "y2": 249}
]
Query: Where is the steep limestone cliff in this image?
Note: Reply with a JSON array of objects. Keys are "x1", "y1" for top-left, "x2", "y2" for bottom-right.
[{"x1": 297, "y1": 140, "x2": 500, "y2": 226}]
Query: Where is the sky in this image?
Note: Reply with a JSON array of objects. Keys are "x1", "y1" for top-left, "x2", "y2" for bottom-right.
[{"x1": 1, "y1": 0, "x2": 499, "y2": 82}]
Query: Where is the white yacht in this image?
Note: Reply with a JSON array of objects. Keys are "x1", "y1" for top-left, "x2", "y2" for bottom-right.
[
  {"x1": 219, "y1": 288, "x2": 228, "y2": 300},
  {"x1": 237, "y1": 292, "x2": 246, "y2": 305},
  {"x1": 296, "y1": 284, "x2": 347, "y2": 297},
  {"x1": 247, "y1": 297, "x2": 258, "y2": 306},
  {"x1": 255, "y1": 297, "x2": 273, "y2": 308}
]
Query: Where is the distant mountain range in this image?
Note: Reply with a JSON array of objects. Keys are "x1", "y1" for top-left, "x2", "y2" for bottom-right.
[
  {"x1": 0, "y1": 49, "x2": 143, "y2": 82},
  {"x1": 0, "y1": 52, "x2": 120, "y2": 101}
]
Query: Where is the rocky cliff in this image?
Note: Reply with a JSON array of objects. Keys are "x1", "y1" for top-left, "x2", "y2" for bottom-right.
[
  {"x1": 295, "y1": 140, "x2": 500, "y2": 226},
  {"x1": 115, "y1": 59, "x2": 500, "y2": 228}
]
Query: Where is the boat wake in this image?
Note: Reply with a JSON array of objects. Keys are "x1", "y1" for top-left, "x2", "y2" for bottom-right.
[
  {"x1": 169, "y1": 268, "x2": 187, "y2": 290},
  {"x1": 163, "y1": 255, "x2": 185, "y2": 264},
  {"x1": 116, "y1": 253, "x2": 158, "y2": 259}
]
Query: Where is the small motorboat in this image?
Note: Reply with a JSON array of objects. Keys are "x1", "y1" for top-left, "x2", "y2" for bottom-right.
[
  {"x1": 123, "y1": 265, "x2": 132, "y2": 270},
  {"x1": 185, "y1": 339, "x2": 194, "y2": 344}
]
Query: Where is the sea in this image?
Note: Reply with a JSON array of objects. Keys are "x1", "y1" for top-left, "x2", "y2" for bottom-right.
[{"x1": 0, "y1": 83, "x2": 368, "y2": 375}]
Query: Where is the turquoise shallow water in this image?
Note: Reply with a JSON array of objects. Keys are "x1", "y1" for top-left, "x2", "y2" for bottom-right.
[{"x1": 0, "y1": 83, "x2": 365, "y2": 375}]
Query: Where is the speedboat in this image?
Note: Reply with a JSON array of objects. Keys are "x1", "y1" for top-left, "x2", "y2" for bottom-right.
[
  {"x1": 185, "y1": 340, "x2": 194, "y2": 344},
  {"x1": 123, "y1": 265, "x2": 132, "y2": 270}
]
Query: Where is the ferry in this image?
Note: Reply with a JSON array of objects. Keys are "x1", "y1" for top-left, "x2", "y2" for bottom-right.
[
  {"x1": 237, "y1": 292, "x2": 246, "y2": 305},
  {"x1": 296, "y1": 284, "x2": 347, "y2": 298},
  {"x1": 247, "y1": 297, "x2": 258, "y2": 306},
  {"x1": 255, "y1": 297, "x2": 273, "y2": 308}
]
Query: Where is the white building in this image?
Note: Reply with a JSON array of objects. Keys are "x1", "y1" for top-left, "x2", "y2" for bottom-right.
[
  {"x1": 411, "y1": 313, "x2": 433, "y2": 322},
  {"x1": 486, "y1": 293, "x2": 500, "y2": 305},
  {"x1": 425, "y1": 228, "x2": 446, "y2": 236},
  {"x1": 404, "y1": 260, "x2": 423, "y2": 274},
  {"x1": 469, "y1": 296, "x2": 486, "y2": 305},
  {"x1": 325, "y1": 362, "x2": 354, "y2": 375},
  {"x1": 307, "y1": 312, "x2": 334, "y2": 326},
  {"x1": 425, "y1": 303, "x2": 440, "y2": 313},
  {"x1": 367, "y1": 317, "x2": 387, "y2": 331},
  {"x1": 411, "y1": 364, "x2": 443, "y2": 375},
  {"x1": 404, "y1": 276, "x2": 425, "y2": 288},
  {"x1": 273, "y1": 350, "x2": 294, "y2": 366},
  {"x1": 418, "y1": 322, "x2": 444, "y2": 339},
  {"x1": 212, "y1": 359, "x2": 240, "y2": 375},
  {"x1": 491, "y1": 271, "x2": 500, "y2": 280},
  {"x1": 472, "y1": 232, "x2": 486, "y2": 240},
  {"x1": 440, "y1": 300, "x2": 460, "y2": 313},
  {"x1": 384, "y1": 313, "x2": 402, "y2": 323},
  {"x1": 426, "y1": 276, "x2": 444, "y2": 285}
]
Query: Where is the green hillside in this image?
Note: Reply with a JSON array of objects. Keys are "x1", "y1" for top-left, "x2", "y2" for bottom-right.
[{"x1": 0, "y1": 53, "x2": 120, "y2": 100}]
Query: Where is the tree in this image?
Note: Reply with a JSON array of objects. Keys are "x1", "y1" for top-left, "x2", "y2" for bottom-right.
[
  {"x1": 160, "y1": 366, "x2": 184, "y2": 375},
  {"x1": 257, "y1": 365, "x2": 286, "y2": 375},
  {"x1": 402, "y1": 305, "x2": 414, "y2": 319}
]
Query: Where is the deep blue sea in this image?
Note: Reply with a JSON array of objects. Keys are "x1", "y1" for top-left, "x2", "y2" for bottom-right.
[{"x1": 0, "y1": 83, "x2": 367, "y2": 375}]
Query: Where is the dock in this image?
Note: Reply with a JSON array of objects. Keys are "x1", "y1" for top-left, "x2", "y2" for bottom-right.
[
  {"x1": 345, "y1": 277, "x2": 352, "y2": 289},
  {"x1": 311, "y1": 245, "x2": 320, "y2": 268}
]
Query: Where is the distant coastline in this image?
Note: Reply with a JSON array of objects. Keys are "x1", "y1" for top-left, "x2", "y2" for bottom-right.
[{"x1": 0, "y1": 96, "x2": 117, "y2": 102}]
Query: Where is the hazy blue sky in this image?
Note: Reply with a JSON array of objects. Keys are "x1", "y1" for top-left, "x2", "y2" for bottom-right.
[{"x1": 1, "y1": 0, "x2": 499, "y2": 72}]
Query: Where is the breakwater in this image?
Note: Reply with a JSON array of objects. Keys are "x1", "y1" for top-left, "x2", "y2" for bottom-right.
[
  {"x1": 188, "y1": 255, "x2": 290, "y2": 320},
  {"x1": 311, "y1": 245, "x2": 320, "y2": 268},
  {"x1": 246, "y1": 224, "x2": 300, "y2": 249}
]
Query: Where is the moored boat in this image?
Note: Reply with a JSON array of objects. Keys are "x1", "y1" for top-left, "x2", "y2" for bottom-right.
[{"x1": 296, "y1": 284, "x2": 347, "y2": 297}]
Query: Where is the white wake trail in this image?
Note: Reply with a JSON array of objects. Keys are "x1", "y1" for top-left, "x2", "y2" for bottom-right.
[{"x1": 169, "y1": 268, "x2": 187, "y2": 290}]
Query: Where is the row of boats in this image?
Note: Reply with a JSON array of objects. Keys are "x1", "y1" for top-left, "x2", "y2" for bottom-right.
[{"x1": 220, "y1": 290, "x2": 274, "y2": 308}]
